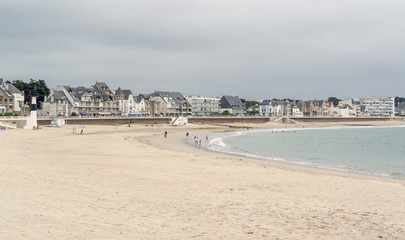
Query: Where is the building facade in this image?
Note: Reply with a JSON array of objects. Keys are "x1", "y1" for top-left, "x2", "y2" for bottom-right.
[
  {"x1": 220, "y1": 95, "x2": 246, "y2": 115},
  {"x1": 149, "y1": 91, "x2": 191, "y2": 116},
  {"x1": 352, "y1": 97, "x2": 395, "y2": 117},
  {"x1": 0, "y1": 79, "x2": 28, "y2": 115},
  {"x1": 43, "y1": 82, "x2": 120, "y2": 117},
  {"x1": 185, "y1": 96, "x2": 220, "y2": 116}
]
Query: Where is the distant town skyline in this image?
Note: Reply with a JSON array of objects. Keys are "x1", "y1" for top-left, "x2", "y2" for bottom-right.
[{"x1": 1, "y1": 0, "x2": 405, "y2": 100}]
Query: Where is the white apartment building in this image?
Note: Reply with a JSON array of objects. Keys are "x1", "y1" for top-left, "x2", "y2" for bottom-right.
[
  {"x1": 353, "y1": 97, "x2": 395, "y2": 117},
  {"x1": 185, "y1": 96, "x2": 220, "y2": 116}
]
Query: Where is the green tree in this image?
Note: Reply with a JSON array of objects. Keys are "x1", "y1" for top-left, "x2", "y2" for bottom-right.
[
  {"x1": 240, "y1": 99, "x2": 259, "y2": 109},
  {"x1": 221, "y1": 110, "x2": 232, "y2": 116},
  {"x1": 395, "y1": 96, "x2": 405, "y2": 107},
  {"x1": 10, "y1": 79, "x2": 50, "y2": 106},
  {"x1": 71, "y1": 112, "x2": 77, "y2": 116},
  {"x1": 327, "y1": 97, "x2": 341, "y2": 107},
  {"x1": 245, "y1": 100, "x2": 259, "y2": 109},
  {"x1": 247, "y1": 110, "x2": 259, "y2": 116}
]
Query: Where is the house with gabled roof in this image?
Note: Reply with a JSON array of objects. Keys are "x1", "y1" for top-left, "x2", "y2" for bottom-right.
[
  {"x1": 149, "y1": 91, "x2": 191, "y2": 116},
  {"x1": 259, "y1": 99, "x2": 301, "y2": 117},
  {"x1": 114, "y1": 88, "x2": 135, "y2": 115},
  {"x1": 337, "y1": 104, "x2": 356, "y2": 117},
  {"x1": 297, "y1": 100, "x2": 328, "y2": 116},
  {"x1": 43, "y1": 82, "x2": 120, "y2": 117},
  {"x1": 94, "y1": 81, "x2": 114, "y2": 95},
  {"x1": 136, "y1": 94, "x2": 161, "y2": 116},
  {"x1": 42, "y1": 88, "x2": 72, "y2": 117},
  {"x1": 220, "y1": 95, "x2": 246, "y2": 115},
  {"x1": 0, "y1": 79, "x2": 28, "y2": 115}
]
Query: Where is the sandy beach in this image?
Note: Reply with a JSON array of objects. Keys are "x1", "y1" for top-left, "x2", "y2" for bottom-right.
[{"x1": 1, "y1": 120, "x2": 405, "y2": 239}]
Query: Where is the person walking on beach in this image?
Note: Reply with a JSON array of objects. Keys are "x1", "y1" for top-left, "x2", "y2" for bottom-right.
[{"x1": 164, "y1": 131, "x2": 167, "y2": 138}]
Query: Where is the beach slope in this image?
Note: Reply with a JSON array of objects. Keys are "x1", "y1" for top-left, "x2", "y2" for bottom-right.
[{"x1": 1, "y1": 125, "x2": 404, "y2": 239}]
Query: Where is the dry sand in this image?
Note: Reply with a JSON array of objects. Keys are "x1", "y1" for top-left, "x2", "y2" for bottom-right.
[{"x1": 1, "y1": 120, "x2": 405, "y2": 239}]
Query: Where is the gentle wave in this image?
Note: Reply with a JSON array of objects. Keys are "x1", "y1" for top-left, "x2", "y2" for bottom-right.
[{"x1": 206, "y1": 125, "x2": 405, "y2": 180}]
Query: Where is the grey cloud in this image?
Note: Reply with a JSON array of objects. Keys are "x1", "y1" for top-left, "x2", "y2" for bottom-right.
[{"x1": 1, "y1": 0, "x2": 405, "y2": 99}]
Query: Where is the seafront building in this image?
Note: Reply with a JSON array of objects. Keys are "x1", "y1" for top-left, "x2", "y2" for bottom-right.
[
  {"x1": 185, "y1": 96, "x2": 220, "y2": 116},
  {"x1": 352, "y1": 97, "x2": 395, "y2": 117},
  {"x1": 32, "y1": 79, "x2": 403, "y2": 119},
  {"x1": 337, "y1": 104, "x2": 356, "y2": 117},
  {"x1": 135, "y1": 94, "x2": 161, "y2": 116},
  {"x1": 114, "y1": 88, "x2": 136, "y2": 116},
  {"x1": 259, "y1": 100, "x2": 281, "y2": 117},
  {"x1": 0, "y1": 79, "x2": 28, "y2": 115},
  {"x1": 297, "y1": 100, "x2": 328, "y2": 117},
  {"x1": 259, "y1": 100, "x2": 303, "y2": 117},
  {"x1": 220, "y1": 95, "x2": 246, "y2": 115},
  {"x1": 149, "y1": 91, "x2": 191, "y2": 116},
  {"x1": 43, "y1": 82, "x2": 120, "y2": 117}
]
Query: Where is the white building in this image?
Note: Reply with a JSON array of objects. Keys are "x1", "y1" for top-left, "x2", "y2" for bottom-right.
[
  {"x1": 185, "y1": 96, "x2": 220, "y2": 116},
  {"x1": 259, "y1": 100, "x2": 281, "y2": 117},
  {"x1": 259, "y1": 100, "x2": 302, "y2": 117},
  {"x1": 353, "y1": 97, "x2": 395, "y2": 117},
  {"x1": 114, "y1": 88, "x2": 136, "y2": 115},
  {"x1": 337, "y1": 104, "x2": 356, "y2": 117},
  {"x1": 291, "y1": 105, "x2": 304, "y2": 117}
]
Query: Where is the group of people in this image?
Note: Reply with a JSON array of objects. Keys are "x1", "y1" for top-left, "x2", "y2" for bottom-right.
[
  {"x1": 73, "y1": 127, "x2": 84, "y2": 134},
  {"x1": 185, "y1": 132, "x2": 208, "y2": 148},
  {"x1": 163, "y1": 130, "x2": 209, "y2": 149}
]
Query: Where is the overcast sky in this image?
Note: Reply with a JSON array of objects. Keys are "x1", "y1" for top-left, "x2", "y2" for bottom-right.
[{"x1": 1, "y1": 0, "x2": 405, "y2": 100}]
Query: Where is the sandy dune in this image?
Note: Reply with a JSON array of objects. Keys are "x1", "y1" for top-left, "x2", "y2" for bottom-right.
[{"x1": 1, "y1": 122, "x2": 405, "y2": 239}]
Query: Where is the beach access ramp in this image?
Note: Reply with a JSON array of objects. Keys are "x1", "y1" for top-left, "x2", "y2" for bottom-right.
[{"x1": 170, "y1": 116, "x2": 188, "y2": 125}]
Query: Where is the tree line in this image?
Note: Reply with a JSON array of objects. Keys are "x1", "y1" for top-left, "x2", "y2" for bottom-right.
[{"x1": 6, "y1": 79, "x2": 50, "y2": 105}]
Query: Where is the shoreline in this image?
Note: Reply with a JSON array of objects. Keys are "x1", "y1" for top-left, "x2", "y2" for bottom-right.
[{"x1": 144, "y1": 124, "x2": 405, "y2": 184}]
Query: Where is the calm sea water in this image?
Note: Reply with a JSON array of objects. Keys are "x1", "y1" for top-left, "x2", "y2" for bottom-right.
[{"x1": 205, "y1": 126, "x2": 405, "y2": 180}]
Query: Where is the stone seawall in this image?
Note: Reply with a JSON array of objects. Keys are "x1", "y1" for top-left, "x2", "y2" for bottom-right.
[
  {"x1": 291, "y1": 117, "x2": 392, "y2": 122},
  {"x1": 188, "y1": 117, "x2": 271, "y2": 124},
  {"x1": 38, "y1": 120, "x2": 52, "y2": 125},
  {"x1": 31, "y1": 116, "x2": 394, "y2": 127},
  {"x1": 64, "y1": 118, "x2": 171, "y2": 125}
]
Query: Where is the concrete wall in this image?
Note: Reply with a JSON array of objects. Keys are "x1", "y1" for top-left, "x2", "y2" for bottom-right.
[
  {"x1": 0, "y1": 119, "x2": 26, "y2": 128},
  {"x1": 33, "y1": 116, "x2": 394, "y2": 127},
  {"x1": 65, "y1": 118, "x2": 171, "y2": 125},
  {"x1": 290, "y1": 117, "x2": 392, "y2": 122},
  {"x1": 38, "y1": 119, "x2": 52, "y2": 125},
  {"x1": 188, "y1": 117, "x2": 270, "y2": 124}
]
